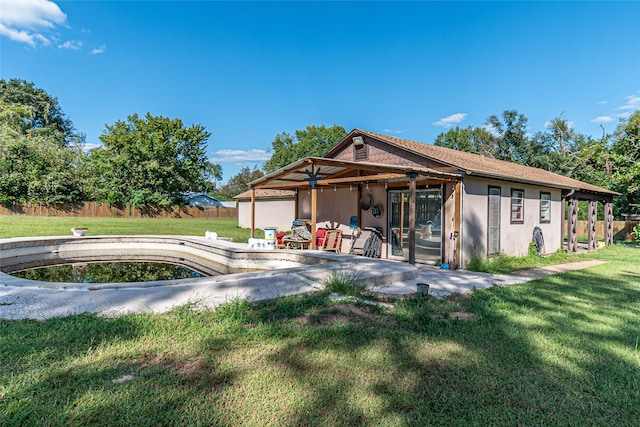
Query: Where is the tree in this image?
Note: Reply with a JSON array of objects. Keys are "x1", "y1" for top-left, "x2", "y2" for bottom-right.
[
  {"x1": 263, "y1": 124, "x2": 347, "y2": 173},
  {"x1": 0, "y1": 127, "x2": 85, "y2": 204},
  {"x1": 433, "y1": 110, "x2": 547, "y2": 167},
  {"x1": 610, "y1": 110, "x2": 640, "y2": 215},
  {"x1": 529, "y1": 114, "x2": 601, "y2": 177},
  {"x1": 216, "y1": 167, "x2": 265, "y2": 199},
  {"x1": 485, "y1": 109, "x2": 542, "y2": 165},
  {"x1": 0, "y1": 79, "x2": 75, "y2": 144},
  {"x1": 86, "y1": 113, "x2": 221, "y2": 206},
  {"x1": 434, "y1": 126, "x2": 494, "y2": 156},
  {"x1": 0, "y1": 83, "x2": 85, "y2": 204}
]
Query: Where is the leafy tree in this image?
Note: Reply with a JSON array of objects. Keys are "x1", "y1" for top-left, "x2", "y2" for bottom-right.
[
  {"x1": 0, "y1": 83, "x2": 84, "y2": 204},
  {"x1": 434, "y1": 126, "x2": 494, "y2": 156},
  {"x1": 0, "y1": 126, "x2": 85, "y2": 204},
  {"x1": 434, "y1": 110, "x2": 548, "y2": 167},
  {"x1": 485, "y1": 109, "x2": 546, "y2": 165},
  {"x1": 86, "y1": 113, "x2": 221, "y2": 206},
  {"x1": 0, "y1": 79, "x2": 74, "y2": 144},
  {"x1": 610, "y1": 110, "x2": 640, "y2": 215},
  {"x1": 263, "y1": 124, "x2": 347, "y2": 173},
  {"x1": 216, "y1": 166, "x2": 265, "y2": 199},
  {"x1": 529, "y1": 115, "x2": 603, "y2": 178}
]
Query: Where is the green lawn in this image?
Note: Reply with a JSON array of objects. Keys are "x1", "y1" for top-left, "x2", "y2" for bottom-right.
[
  {"x1": 0, "y1": 215, "x2": 257, "y2": 241},
  {"x1": 1, "y1": 236, "x2": 639, "y2": 425}
]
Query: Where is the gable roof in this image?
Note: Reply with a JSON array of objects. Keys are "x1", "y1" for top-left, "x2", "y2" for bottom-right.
[{"x1": 325, "y1": 129, "x2": 618, "y2": 197}]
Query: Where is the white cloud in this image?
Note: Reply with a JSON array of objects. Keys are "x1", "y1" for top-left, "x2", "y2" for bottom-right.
[
  {"x1": 210, "y1": 149, "x2": 271, "y2": 164},
  {"x1": 617, "y1": 94, "x2": 640, "y2": 111},
  {"x1": 91, "y1": 44, "x2": 106, "y2": 55},
  {"x1": 591, "y1": 116, "x2": 614, "y2": 124},
  {"x1": 597, "y1": 100, "x2": 608, "y2": 105},
  {"x1": 82, "y1": 143, "x2": 102, "y2": 152},
  {"x1": 0, "y1": 0, "x2": 66, "y2": 46},
  {"x1": 58, "y1": 39, "x2": 82, "y2": 50},
  {"x1": 482, "y1": 123, "x2": 500, "y2": 137},
  {"x1": 432, "y1": 113, "x2": 467, "y2": 128},
  {"x1": 382, "y1": 128, "x2": 404, "y2": 134}
]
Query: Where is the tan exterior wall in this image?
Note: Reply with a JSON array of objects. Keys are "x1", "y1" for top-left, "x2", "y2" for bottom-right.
[
  {"x1": 237, "y1": 199, "x2": 295, "y2": 231},
  {"x1": 461, "y1": 177, "x2": 563, "y2": 265}
]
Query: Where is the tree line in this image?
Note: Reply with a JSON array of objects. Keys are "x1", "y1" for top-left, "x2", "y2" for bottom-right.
[
  {"x1": 434, "y1": 109, "x2": 639, "y2": 218},
  {"x1": 1, "y1": 78, "x2": 638, "y2": 217},
  {"x1": 0, "y1": 79, "x2": 220, "y2": 206}
]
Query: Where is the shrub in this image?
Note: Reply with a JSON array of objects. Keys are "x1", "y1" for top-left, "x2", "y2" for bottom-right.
[{"x1": 632, "y1": 223, "x2": 640, "y2": 243}]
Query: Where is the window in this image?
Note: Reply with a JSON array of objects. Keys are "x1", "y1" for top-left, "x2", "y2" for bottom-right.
[
  {"x1": 540, "y1": 192, "x2": 551, "y2": 223},
  {"x1": 511, "y1": 189, "x2": 524, "y2": 223},
  {"x1": 488, "y1": 187, "x2": 501, "y2": 255}
]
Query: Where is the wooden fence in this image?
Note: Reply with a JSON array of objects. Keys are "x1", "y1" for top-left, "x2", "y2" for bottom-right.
[
  {"x1": 0, "y1": 202, "x2": 237, "y2": 219},
  {"x1": 575, "y1": 220, "x2": 638, "y2": 241}
]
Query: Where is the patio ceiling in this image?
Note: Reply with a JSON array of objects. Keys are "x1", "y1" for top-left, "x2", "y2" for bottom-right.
[{"x1": 250, "y1": 157, "x2": 462, "y2": 190}]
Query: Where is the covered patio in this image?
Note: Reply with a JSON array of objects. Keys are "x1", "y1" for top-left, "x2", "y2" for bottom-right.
[{"x1": 248, "y1": 157, "x2": 461, "y2": 266}]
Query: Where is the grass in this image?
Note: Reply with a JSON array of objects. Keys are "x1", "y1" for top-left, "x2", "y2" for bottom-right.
[
  {"x1": 1, "y1": 243, "x2": 639, "y2": 425},
  {"x1": 466, "y1": 248, "x2": 583, "y2": 274},
  {"x1": 0, "y1": 216, "x2": 257, "y2": 241},
  {"x1": 2, "y1": 216, "x2": 639, "y2": 425}
]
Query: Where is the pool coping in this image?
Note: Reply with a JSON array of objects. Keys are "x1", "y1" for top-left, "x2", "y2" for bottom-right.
[{"x1": 0, "y1": 235, "x2": 418, "y2": 291}]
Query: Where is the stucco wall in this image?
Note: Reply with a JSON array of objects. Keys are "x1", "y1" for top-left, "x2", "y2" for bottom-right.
[
  {"x1": 461, "y1": 177, "x2": 562, "y2": 265},
  {"x1": 238, "y1": 199, "x2": 295, "y2": 231}
]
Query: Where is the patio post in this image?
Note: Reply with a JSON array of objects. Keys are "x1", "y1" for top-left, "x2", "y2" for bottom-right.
[
  {"x1": 453, "y1": 181, "x2": 462, "y2": 270},
  {"x1": 604, "y1": 201, "x2": 613, "y2": 246},
  {"x1": 311, "y1": 186, "x2": 317, "y2": 250},
  {"x1": 250, "y1": 188, "x2": 256, "y2": 238},
  {"x1": 588, "y1": 200, "x2": 597, "y2": 250},
  {"x1": 407, "y1": 172, "x2": 418, "y2": 265},
  {"x1": 567, "y1": 198, "x2": 578, "y2": 253}
]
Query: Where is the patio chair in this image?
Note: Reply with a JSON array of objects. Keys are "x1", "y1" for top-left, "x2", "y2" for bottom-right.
[
  {"x1": 349, "y1": 227, "x2": 382, "y2": 258},
  {"x1": 318, "y1": 229, "x2": 342, "y2": 253}
]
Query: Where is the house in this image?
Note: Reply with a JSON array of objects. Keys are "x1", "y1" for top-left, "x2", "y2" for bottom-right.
[
  {"x1": 246, "y1": 129, "x2": 618, "y2": 268},
  {"x1": 182, "y1": 192, "x2": 225, "y2": 207}
]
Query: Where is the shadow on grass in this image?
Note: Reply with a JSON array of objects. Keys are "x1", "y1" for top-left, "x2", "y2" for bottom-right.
[{"x1": 2, "y1": 253, "x2": 639, "y2": 426}]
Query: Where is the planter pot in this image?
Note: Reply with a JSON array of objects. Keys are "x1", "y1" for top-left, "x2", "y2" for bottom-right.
[{"x1": 71, "y1": 228, "x2": 88, "y2": 237}]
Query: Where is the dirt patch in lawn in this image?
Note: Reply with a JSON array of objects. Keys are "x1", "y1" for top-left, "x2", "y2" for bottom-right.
[{"x1": 294, "y1": 303, "x2": 394, "y2": 328}]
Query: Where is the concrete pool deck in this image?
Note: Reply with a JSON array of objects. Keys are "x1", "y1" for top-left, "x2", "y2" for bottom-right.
[{"x1": 0, "y1": 235, "x2": 606, "y2": 320}]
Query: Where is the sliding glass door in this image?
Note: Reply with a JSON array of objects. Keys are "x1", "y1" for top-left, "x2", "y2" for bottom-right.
[{"x1": 389, "y1": 188, "x2": 442, "y2": 264}]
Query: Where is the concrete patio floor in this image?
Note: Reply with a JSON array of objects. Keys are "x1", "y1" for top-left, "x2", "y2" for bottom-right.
[{"x1": 0, "y1": 249, "x2": 606, "y2": 321}]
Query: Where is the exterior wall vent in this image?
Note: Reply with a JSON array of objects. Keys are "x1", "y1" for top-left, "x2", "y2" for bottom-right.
[{"x1": 354, "y1": 144, "x2": 368, "y2": 161}]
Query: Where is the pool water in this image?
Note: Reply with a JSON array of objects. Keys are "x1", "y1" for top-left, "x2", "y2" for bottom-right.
[{"x1": 12, "y1": 262, "x2": 206, "y2": 284}]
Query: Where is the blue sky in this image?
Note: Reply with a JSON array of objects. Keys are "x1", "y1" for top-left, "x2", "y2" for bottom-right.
[{"x1": 1, "y1": 1, "x2": 639, "y2": 183}]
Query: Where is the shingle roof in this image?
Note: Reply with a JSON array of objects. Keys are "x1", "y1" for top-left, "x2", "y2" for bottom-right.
[{"x1": 349, "y1": 129, "x2": 618, "y2": 196}]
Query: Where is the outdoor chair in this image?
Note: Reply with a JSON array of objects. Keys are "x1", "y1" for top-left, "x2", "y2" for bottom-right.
[
  {"x1": 349, "y1": 227, "x2": 382, "y2": 258},
  {"x1": 317, "y1": 229, "x2": 342, "y2": 253}
]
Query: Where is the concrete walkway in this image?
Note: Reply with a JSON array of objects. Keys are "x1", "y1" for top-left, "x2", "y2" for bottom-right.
[
  {"x1": 370, "y1": 260, "x2": 608, "y2": 298},
  {"x1": 0, "y1": 259, "x2": 607, "y2": 320}
]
